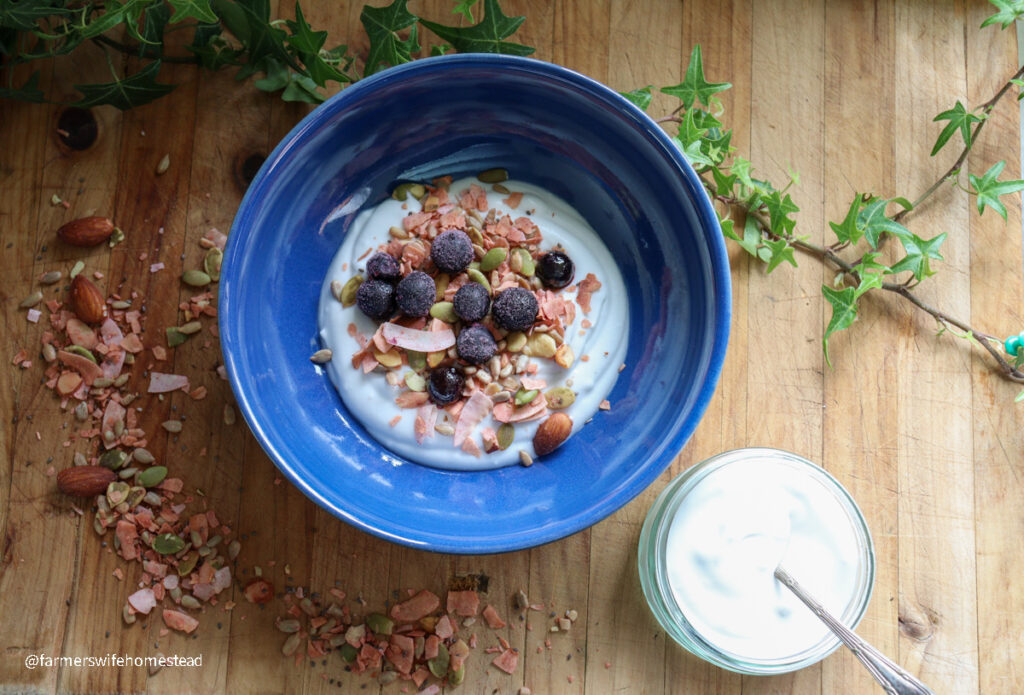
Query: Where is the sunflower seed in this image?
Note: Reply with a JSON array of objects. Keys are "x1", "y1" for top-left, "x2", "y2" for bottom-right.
[
  {"x1": 133, "y1": 447, "x2": 155, "y2": 464},
  {"x1": 69, "y1": 260, "x2": 85, "y2": 279},
  {"x1": 310, "y1": 349, "x2": 333, "y2": 364},
  {"x1": 223, "y1": 404, "x2": 236, "y2": 426},
  {"x1": 156, "y1": 153, "x2": 170, "y2": 175},
  {"x1": 519, "y1": 450, "x2": 533, "y2": 467},
  {"x1": 178, "y1": 321, "x2": 202, "y2": 335},
  {"x1": 74, "y1": 401, "x2": 89, "y2": 421},
  {"x1": 40, "y1": 270, "x2": 62, "y2": 285},
  {"x1": 161, "y1": 420, "x2": 183, "y2": 433},
  {"x1": 19, "y1": 291, "x2": 42, "y2": 308}
]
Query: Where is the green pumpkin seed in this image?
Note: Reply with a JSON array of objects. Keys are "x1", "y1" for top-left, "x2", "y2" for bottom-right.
[
  {"x1": 137, "y1": 465, "x2": 168, "y2": 488},
  {"x1": 514, "y1": 389, "x2": 538, "y2": 406},
  {"x1": 546, "y1": 387, "x2": 576, "y2": 409},
  {"x1": 204, "y1": 247, "x2": 223, "y2": 281},
  {"x1": 66, "y1": 345, "x2": 97, "y2": 363},
  {"x1": 206, "y1": 534, "x2": 222, "y2": 548},
  {"x1": 153, "y1": 533, "x2": 185, "y2": 555},
  {"x1": 281, "y1": 633, "x2": 302, "y2": 656},
  {"x1": 113, "y1": 373, "x2": 130, "y2": 387},
  {"x1": 427, "y1": 643, "x2": 450, "y2": 679},
  {"x1": 407, "y1": 350, "x2": 427, "y2": 371},
  {"x1": 366, "y1": 612, "x2": 394, "y2": 636},
  {"x1": 99, "y1": 449, "x2": 128, "y2": 470},
  {"x1": 449, "y1": 665, "x2": 466, "y2": 685},
  {"x1": 277, "y1": 619, "x2": 301, "y2": 634},
  {"x1": 118, "y1": 466, "x2": 139, "y2": 480},
  {"x1": 338, "y1": 643, "x2": 358, "y2": 663},
  {"x1": 429, "y1": 301, "x2": 458, "y2": 323},
  {"x1": 143, "y1": 491, "x2": 162, "y2": 506},
  {"x1": 476, "y1": 168, "x2": 509, "y2": 184},
  {"x1": 404, "y1": 372, "x2": 426, "y2": 392},
  {"x1": 378, "y1": 671, "x2": 398, "y2": 685},
  {"x1": 178, "y1": 320, "x2": 202, "y2": 335},
  {"x1": 93, "y1": 377, "x2": 114, "y2": 388},
  {"x1": 133, "y1": 447, "x2": 155, "y2": 464},
  {"x1": 391, "y1": 182, "x2": 426, "y2": 201},
  {"x1": 467, "y1": 268, "x2": 491, "y2": 295},
  {"x1": 106, "y1": 481, "x2": 130, "y2": 507},
  {"x1": 491, "y1": 183, "x2": 511, "y2": 195},
  {"x1": 126, "y1": 486, "x2": 146, "y2": 508},
  {"x1": 182, "y1": 269, "x2": 211, "y2": 287},
  {"x1": 93, "y1": 517, "x2": 107, "y2": 535},
  {"x1": 480, "y1": 247, "x2": 508, "y2": 272},
  {"x1": 497, "y1": 423, "x2": 514, "y2": 450},
  {"x1": 338, "y1": 275, "x2": 363, "y2": 307},
  {"x1": 180, "y1": 595, "x2": 201, "y2": 610},
  {"x1": 190, "y1": 530, "x2": 203, "y2": 548},
  {"x1": 511, "y1": 248, "x2": 535, "y2": 276},
  {"x1": 177, "y1": 551, "x2": 198, "y2": 576},
  {"x1": 166, "y1": 327, "x2": 188, "y2": 347}
]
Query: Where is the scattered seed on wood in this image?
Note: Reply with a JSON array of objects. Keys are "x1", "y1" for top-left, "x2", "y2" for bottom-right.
[{"x1": 161, "y1": 420, "x2": 183, "y2": 433}]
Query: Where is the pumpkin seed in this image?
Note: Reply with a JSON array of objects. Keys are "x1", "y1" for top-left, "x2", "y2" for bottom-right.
[
  {"x1": 182, "y1": 269, "x2": 211, "y2": 287},
  {"x1": 177, "y1": 552, "x2": 198, "y2": 576},
  {"x1": 511, "y1": 247, "x2": 535, "y2": 276},
  {"x1": 180, "y1": 595, "x2": 201, "y2": 610},
  {"x1": 138, "y1": 465, "x2": 168, "y2": 488},
  {"x1": 491, "y1": 183, "x2": 511, "y2": 195},
  {"x1": 190, "y1": 529, "x2": 203, "y2": 548},
  {"x1": 132, "y1": 447, "x2": 155, "y2": 464},
  {"x1": 204, "y1": 247, "x2": 223, "y2": 281},
  {"x1": 480, "y1": 247, "x2": 508, "y2": 272},
  {"x1": 66, "y1": 345, "x2": 97, "y2": 363},
  {"x1": 121, "y1": 393, "x2": 136, "y2": 406},
  {"x1": 40, "y1": 270, "x2": 62, "y2": 285},
  {"x1": 92, "y1": 377, "x2": 113, "y2": 388},
  {"x1": 153, "y1": 533, "x2": 185, "y2": 555},
  {"x1": 505, "y1": 331, "x2": 527, "y2": 352},
  {"x1": 373, "y1": 348, "x2": 401, "y2": 368},
  {"x1": 162, "y1": 419, "x2": 183, "y2": 433},
  {"x1": 126, "y1": 486, "x2": 146, "y2": 508},
  {"x1": 310, "y1": 348, "x2": 333, "y2": 364},
  {"x1": 476, "y1": 168, "x2": 508, "y2": 183},
  {"x1": 98, "y1": 450, "x2": 126, "y2": 471},
  {"x1": 434, "y1": 273, "x2": 450, "y2": 301},
  {"x1": 404, "y1": 372, "x2": 426, "y2": 391},
  {"x1": 74, "y1": 402, "x2": 90, "y2": 422},
  {"x1": 467, "y1": 268, "x2": 491, "y2": 294},
  {"x1": 546, "y1": 387, "x2": 576, "y2": 409},
  {"x1": 73, "y1": 452, "x2": 88, "y2": 467},
  {"x1": 228, "y1": 539, "x2": 241, "y2": 560},
  {"x1": 422, "y1": 195, "x2": 440, "y2": 211},
  {"x1": 466, "y1": 226, "x2": 484, "y2": 246},
  {"x1": 366, "y1": 612, "x2": 394, "y2": 636},
  {"x1": 427, "y1": 643, "x2": 450, "y2": 678},
  {"x1": 497, "y1": 423, "x2": 514, "y2": 450},
  {"x1": 19, "y1": 291, "x2": 42, "y2": 308},
  {"x1": 93, "y1": 517, "x2": 107, "y2": 535},
  {"x1": 514, "y1": 389, "x2": 538, "y2": 406},
  {"x1": 338, "y1": 275, "x2": 363, "y2": 307},
  {"x1": 123, "y1": 604, "x2": 136, "y2": 625},
  {"x1": 113, "y1": 373, "x2": 130, "y2": 387},
  {"x1": 407, "y1": 350, "x2": 427, "y2": 371},
  {"x1": 276, "y1": 619, "x2": 301, "y2": 634},
  {"x1": 177, "y1": 320, "x2": 202, "y2": 335},
  {"x1": 491, "y1": 390, "x2": 511, "y2": 403},
  {"x1": 166, "y1": 327, "x2": 188, "y2": 347},
  {"x1": 206, "y1": 534, "x2": 223, "y2": 548},
  {"x1": 338, "y1": 643, "x2": 358, "y2": 663},
  {"x1": 429, "y1": 301, "x2": 458, "y2": 323},
  {"x1": 449, "y1": 665, "x2": 466, "y2": 686},
  {"x1": 378, "y1": 671, "x2": 398, "y2": 685},
  {"x1": 106, "y1": 481, "x2": 130, "y2": 507},
  {"x1": 391, "y1": 182, "x2": 426, "y2": 201},
  {"x1": 527, "y1": 333, "x2": 557, "y2": 359},
  {"x1": 169, "y1": 587, "x2": 183, "y2": 602},
  {"x1": 110, "y1": 300, "x2": 131, "y2": 309}
]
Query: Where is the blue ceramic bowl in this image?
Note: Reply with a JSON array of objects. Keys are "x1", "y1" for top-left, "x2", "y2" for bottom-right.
[{"x1": 221, "y1": 55, "x2": 730, "y2": 554}]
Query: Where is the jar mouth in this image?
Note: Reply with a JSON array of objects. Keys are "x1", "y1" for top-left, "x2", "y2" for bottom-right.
[{"x1": 638, "y1": 447, "x2": 876, "y2": 675}]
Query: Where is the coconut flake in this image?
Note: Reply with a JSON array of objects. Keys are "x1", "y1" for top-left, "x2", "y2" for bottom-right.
[
  {"x1": 148, "y1": 372, "x2": 191, "y2": 393},
  {"x1": 128, "y1": 588, "x2": 157, "y2": 615},
  {"x1": 453, "y1": 391, "x2": 492, "y2": 447},
  {"x1": 380, "y1": 322, "x2": 455, "y2": 352}
]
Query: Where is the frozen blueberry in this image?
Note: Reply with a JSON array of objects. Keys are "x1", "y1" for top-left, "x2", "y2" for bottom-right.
[
  {"x1": 491, "y1": 287, "x2": 538, "y2": 332},
  {"x1": 457, "y1": 323, "x2": 497, "y2": 364},
  {"x1": 537, "y1": 250, "x2": 575, "y2": 289},
  {"x1": 427, "y1": 366, "x2": 464, "y2": 405},
  {"x1": 355, "y1": 279, "x2": 395, "y2": 321},
  {"x1": 395, "y1": 271, "x2": 436, "y2": 317},
  {"x1": 452, "y1": 282, "x2": 491, "y2": 322},
  {"x1": 430, "y1": 229, "x2": 474, "y2": 274},
  {"x1": 366, "y1": 252, "x2": 400, "y2": 283}
]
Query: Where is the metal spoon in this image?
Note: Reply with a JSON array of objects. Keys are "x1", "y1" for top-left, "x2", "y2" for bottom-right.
[{"x1": 774, "y1": 566, "x2": 934, "y2": 695}]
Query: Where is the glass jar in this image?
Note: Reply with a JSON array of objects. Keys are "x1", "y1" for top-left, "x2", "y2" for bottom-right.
[{"x1": 638, "y1": 447, "x2": 875, "y2": 674}]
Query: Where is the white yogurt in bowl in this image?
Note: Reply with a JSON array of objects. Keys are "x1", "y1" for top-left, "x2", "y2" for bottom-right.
[
  {"x1": 638, "y1": 448, "x2": 875, "y2": 673},
  {"x1": 317, "y1": 176, "x2": 628, "y2": 470}
]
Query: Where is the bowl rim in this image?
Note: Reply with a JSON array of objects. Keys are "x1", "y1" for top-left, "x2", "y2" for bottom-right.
[{"x1": 220, "y1": 53, "x2": 732, "y2": 554}]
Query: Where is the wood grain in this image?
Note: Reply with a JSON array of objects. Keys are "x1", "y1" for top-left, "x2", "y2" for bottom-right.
[{"x1": 1, "y1": 2, "x2": 1023, "y2": 694}]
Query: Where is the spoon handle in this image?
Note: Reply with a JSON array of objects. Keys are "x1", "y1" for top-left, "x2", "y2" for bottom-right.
[{"x1": 774, "y1": 566, "x2": 933, "y2": 695}]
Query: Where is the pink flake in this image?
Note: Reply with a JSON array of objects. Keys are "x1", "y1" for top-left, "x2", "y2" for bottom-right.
[
  {"x1": 26, "y1": 309, "x2": 41, "y2": 323},
  {"x1": 150, "y1": 262, "x2": 165, "y2": 273}
]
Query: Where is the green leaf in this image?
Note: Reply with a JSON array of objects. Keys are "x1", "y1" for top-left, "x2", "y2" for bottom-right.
[
  {"x1": 763, "y1": 238, "x2": 796, "y2": 273},
  {"x1": 888, "y1": 196, "x2": 914, "y2": 212},
  {"x1": 853, "y1": 251, "x2": 890, "y2": 277},
  {"x1": 1015, "y1": 389, "x2": 1024, "y2": 402},
  {"x1": 187, "y1": 22, "x2": 243, "y2": 70},
  {"x1": 981, "y1": 0, "x2": 1024, "y2": 29},
  {"x1": 763, "y1": 190, "x2": 799, "y2": 237},
  {"x1": 281, "y1": 73, "x2": 323, "y2": 103},
  {"x1": 73, "y1": 60, "x2": 176, "y2": 110},
  {"x1": 360, "y1": 0, "x2": 419, "y2": 76},
  {"x1": 253, "y1": 56, "x2": 289, "y2": 91},
  {"x1": 730, "y1": 156, "x2": 753, "y2": 189},
  {"x1": 857, "y1": 197, "x2": 910, "y2": 248},
  {"x1": 888, "y1": 232, "x2": 946, "y2": 280},
  {"x1": 419, "y1": 0, "x2": 534, "y2": 56},
  {"x1": 968, "y1": 160, "x2": 1024, "y2": 220},
  {"x1": 619, "y1": 85, "x2": 652, "y2": 111},
  {"x1": 0, "y1": 0, "x2": 67, "y2": 31},
  {"x1": 213, "y1": 0, "x2": 295, "y2": 79},
  {"x1": 429, "y1": 42, "x2": 451, "y2": 56},
  {"x1": 661, "y1": 44, "x2": 731, "y2": 110},
  {"x1": 723, "y1": 215, "x2": 763, "y2": 258},
  {"x1": 711, "y1": 166, "x2": 736, "y2": 197},
  {"x1": 286, "y1": 2, "x2": 347, "y2": 85},
  {"x1": 0, "y1": 70, "x2": 44, "y2": 102},
  {"x1": 829, "y1": 196, "x2": 863, "y2": 245},
  {"x1": 168, "y1": 0, "x2": 217, "y2": 24},
  {"x1": 453, "y1": 0, "x2": 479, "y2": 21},
  {"x1": 139, "y1": 1, "x2": 172, "y2": 54},
  {"x1": 822, "y1": 286, "x2": 859, "y2": 366},
  {"x1": 931, "y1": 100, "x2": 984, "y2": 156}
]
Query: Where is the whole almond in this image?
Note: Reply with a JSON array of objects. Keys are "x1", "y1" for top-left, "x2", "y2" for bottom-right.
[
  {"x1": 69, "y1": 275, "x2": 105, "y2": 324},
  {"x1": 57, "y1": 216, "x2": 115, "y2": 247},
  {"x1": 57, "y1": 466, "x2": 116, "y2": 497},
  {"x1": 533, "y1": 412, "x2": 572, "y2": 457}
]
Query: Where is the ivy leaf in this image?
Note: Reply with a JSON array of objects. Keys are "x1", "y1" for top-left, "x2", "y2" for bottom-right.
[
  {"x1": 889, "y1": 232, "x2": 946, "y2": 280},
  {"x1": 0, "y1": 70, "x2": 44, "y2": 101},
  {"x1": 829, "y1": 196, "x2": 863, "y2": 245},
  {"x1": 1012, "y1": 77, "x2": 1024, "y2": 100},
  {"x1": 853, "y1": 251, "x2": 890, "y2": 277},
  {"x1": 619, "y1": 85, "x2": 652, "y2": 111},
  {"x1": 360, "y1": 0, "x2": 419, "y2": 76},
  {"x1": 139, "y1": 2, "x2": 172, "y2": 54},
  {"x1": 453, "y1": 0, "x2": 479, "y2": 21},
  {"x1": 286, "y1": 2, "x2": 347, "y2": 85},
  {"x1": 0, "y1": 0, "x2": 67, "y2": 31},
  {"x1": 281, "y1": 73, "x2": 323, "y2": 103},
  {"x1": 763, "y1": 238, "x2": 796, "y2": 273},
  {"x1": 931, "y1": 100, "x2": 984, "y2": 156},
  {"x1": 429, "y1": 42, "x2": 451, "y2": 56},
  {"x1": 419, "y1": 0, "x2": 534, "y2": 56},
  {"x1": 187, "y1": 22, "x2": 244, "y2": 69},
  {"x1": 822, "y1": 286, "x2": 859, "y2": 366},
  {"x1": 213, "y1": 0, "x2": 295, "y2": 79},
  {"x1": 763, "y1": 190, "x2": 799, "y2": 237},
  {"x1": 73, "y1": 60, "x2": 176, "y2": 110},
  {"x1": 722, "y1": 215, "x2": 763, "y2": 258},
  {"x1": 168, "y1": 0, "x2": 217, "y2": 24},
  {"x1": 253, "y1": 56, "x2": 289, "y2": 91},
  {"x1": 857, "y1": 197, "x2": 910, "y2": 248},
  {"x1": 711, "y1": 166, "x2": 736, "y2": 197},
  {"x1": 981, "y1": 0, "x2": 1024, "y2": 29},
  {"x1": 661, "y1": 45, "x2": 731, "y2": 110},
  {"x1": 730, "y1": 156, "x2": 753, "y2": 189},
  {"x1": 968, "y1": 160, "x2": 1024, "y2": 220}
]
